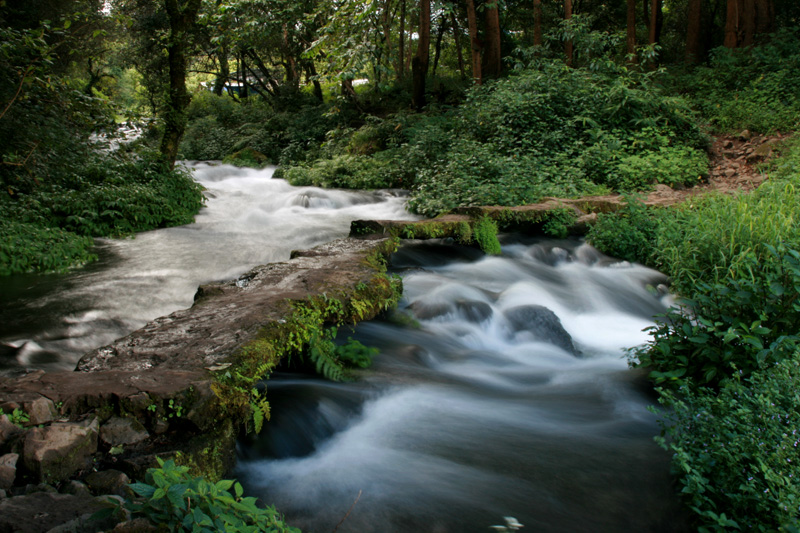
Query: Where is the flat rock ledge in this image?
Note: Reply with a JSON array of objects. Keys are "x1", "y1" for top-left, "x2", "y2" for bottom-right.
[{"x1": 0, "y1": 237, "x2": 399, "y2": 532}]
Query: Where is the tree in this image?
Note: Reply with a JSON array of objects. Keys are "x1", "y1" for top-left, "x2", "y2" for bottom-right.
[
  {"x1": 483, "y1": 0, "x2": 502, "y2": 78},
  {"x1": 412, "y1": 0, "x2": 430, "y2": 108},
  {"x1": 565, "y1": 0, "x2": 573, "y2": 66},
  {"x1": 627, "y1": 0, "x2": 637, "y2": 61},
  {"x1": 685, "y1": 0, "x2": 703, "y2": 63},
  {"x1": 160, "y1": 0, "x2": 202, "y2": 167},
  {"x1": 465, "y1": 0, "x2": 481, "y2": 83},
  {"x1": 533, "y1": 0, "x2": 542, "y2": 47}
]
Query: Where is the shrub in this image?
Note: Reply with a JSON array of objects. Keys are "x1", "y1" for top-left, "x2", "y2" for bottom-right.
[
  {"x1": 124, "y1": 458, "x2": 299, "y2": 532},
  {"x1": 0, "y1": 220, "x2": 96, "y2": 276},
  {"x1": 656, "y1": 357, "x2": 800, "y2": 532},
  {"x1": 586, "y1": 195, "x2": 663, "y2": 264},
  {"x1": 633, "y1": 246, "x2": 800, "y2": 388}
]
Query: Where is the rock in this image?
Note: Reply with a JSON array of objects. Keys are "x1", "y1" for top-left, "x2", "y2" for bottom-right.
[
  {"x1": 0, "y1": 453, "x2": 18, "y2": 490},
  {"x1": 26, "y1": 396, "x2": 58, "y2": 427},
  {"x1": 504, "y1": 305, "x2": 579, "y2": 356},
  {"x1": 0, "y1": 415, "x2": 24, "y2": 451},
  {"x1": 112, "y1": 518, "x2": 158, "y2": 533},
  {"x1": 0, "y1": 491, "x2": 108, "y2": 533},
  {"x1": 454, "y1": 300, "x2": 493, "y2": 323},
  {"x1": 722, "y1": 140, "x2": 734, "y2": 149},
  {"x1": 0, "y1": 489, "x2": 6, "y2": 500},
  {"x1": 60, "y1": 480, "x2": 91, "y2": 497},
  {"x1": 85, "y1": 470, "x2": 131, "y2": 498},
  {"x1": 26, "y1": 483, "x2": 58, "y2": 494},
  {"x1": 23, "y1": 423, "x2": 98, "y2": 484},
  {"x1": 100, "y1": 417, "x2": 150, "y2": 447},
  {"x1": 738, "y1": 129, "x2": 752, "y2": 141},
  {"x1": 724, "y1": 168, "x2": 737, "y2": 177}
]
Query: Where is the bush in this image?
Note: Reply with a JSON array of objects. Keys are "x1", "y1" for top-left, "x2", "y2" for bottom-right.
[
  {"x1": 656, "y1": 357, "x2": 800, "y2": 532},
  {"x1": 586, "y1": 195, "x2": 663, "y2": 264},
  {"x1": 0, "y1": 220, "x2": 96, "y2": 275},
  {"x1": 677, "y1": 27, "x2": 800, "y2": 134},
  {"x1": 633, "y1": 246, "x2": 800, "y2": 388},
  {"x1": 124, "y1": 458, "x2": 299, "y2": 532}
]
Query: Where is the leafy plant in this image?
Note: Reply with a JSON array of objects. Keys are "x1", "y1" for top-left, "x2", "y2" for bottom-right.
[
  {"x1": 655, "y1": 357, "x2": 800, "y2": 532},
  {"x1": 124, "y1": 458, "x2": 299, "y2": 532},
  {"x1": 473, "y1": 216, "x2": 502, "y2": 256},
  {"x1": 586, "y1": 195, "x2": 662, "y2": 264},
  {"x1": 0, "y1": 407, "x2": 30, "y2": 428}
]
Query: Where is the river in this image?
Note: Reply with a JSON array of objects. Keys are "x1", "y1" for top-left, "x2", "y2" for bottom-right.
[{"x1": 0, "y1": 164, "x2": 687, "y2": 532}]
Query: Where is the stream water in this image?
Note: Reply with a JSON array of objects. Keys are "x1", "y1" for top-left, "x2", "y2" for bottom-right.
[{"x1": 0, "y1": 164, "x2": 687, "y2": 531}]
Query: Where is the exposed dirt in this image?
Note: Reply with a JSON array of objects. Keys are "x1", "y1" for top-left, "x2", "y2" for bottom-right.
[{"x1": 643, "y1": 131, "x2": 790, "y2": 206}]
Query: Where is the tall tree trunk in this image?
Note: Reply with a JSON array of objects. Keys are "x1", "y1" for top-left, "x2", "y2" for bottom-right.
[
  {"x1": 565, "y1": 0, "x2": 573, "y2": 67},
  {"x1": 160, "y1": 0, "x2": 202, "y2": 169},
  {"x1": 647, "y1": 0, "x2": 663, "y2": 44},
  {"x1": 754, "y1": 0, "x2": 773, "y2": 34},
  {"x1": 451, "y1": 12, "x2": 466, "y2": 78},
  {"x1": 465, "y1": 0, "x2": 482, "y2": 84},
  {"x1": 382, "y1": 0, "x2": 393, "y2": 84},
  {"x1": 397, "y1": 0, "x2": 406, "y2": 79},
  {"x1": 483, "y1": 0, "x2": 502, "y2": 78},
  {"x1": 724, "y1": 0, "x2": 739, "y2": 48},
  {"x1": 741, "y1": 0, "x2": 756, "y2": 46},
  {"x1": 533, "y1": 0, "x2": 542, "y2": 47},
  {"x1": 240, "y1": 52, "x2": 249, "y2": 98},
  {"x1": 213, "y1": 42, "x2": 229, "y2": 95},
  {"x1": 432, "y1": 18, "x2": 446, "y2": 77},
  {"x1": 412, "y1": 0, "x2": 430, "y2": 109},
  {"x1": 626, "y1": 0, "x2": 637, "y2": 62},
  {"x1": 306, "y1": 62, "x2": 323, "y2": 102},
  {"x1": 685, "y1": 0, "x2": 703, "y2": 63}
]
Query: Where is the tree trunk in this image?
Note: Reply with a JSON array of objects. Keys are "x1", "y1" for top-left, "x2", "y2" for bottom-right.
[
  {"x1": 741, "y1": 0, "x2": 756, "y2": 46},
  {"x1": 483, "y1": 0, "x2": 502, "y2": 79},
  {"x1": 306, "y1": 62, "x2": 323, "y2": 102},
  {"x1": 432, "y1": 18, "x2": 446, "y2": 77},
  {"x1": 451, "y1": 12, "x2": 465, "y2": 78},
  {"x1": 412, "y1": 0, "x2": 430, "y2": 109},
  {"x1": 754, "y1": 0, "x2": 773, "y2": 34},
  {"x1": 160, "y1": 0, "x2": 202, "y2": 169},
  {"x1": 685, "y1": 0, "x2": 703, "y2": 63},
  {"x1": 724, "y1": 0, "x2": 739, "y2": 48},
  {"x1": 647, "y1": 0, "x2": 662, "y2": 44},
  {"x1": 565, "y1": 0, "x2": 573, "y2": 67},
  {"x1": 213, "y1": 42, "x2": 229, "y2": 96},
  {"x1": 397, "y1": 0, "x2": 406, "y2": 79},
  {"x1": 465, "y1": 0, "x2": 481, "y2": 84},
  {"x1": 626, "y1": 0, "x2": 637, "y2": 62},
  {"x1": 533, "y1": 0, "x2": 542, "y2": 47}
]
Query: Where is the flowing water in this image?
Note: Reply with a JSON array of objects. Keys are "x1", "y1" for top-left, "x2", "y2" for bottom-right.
[
  {"x1": 236, "y1": 239, "x2": 688, "y2": 532},
  {"x1": 1, "y1": 164, "x2": 687, "y2": 531},
  {"x1": 0, "y1": 163, "x2": 416, "y2": 373}
]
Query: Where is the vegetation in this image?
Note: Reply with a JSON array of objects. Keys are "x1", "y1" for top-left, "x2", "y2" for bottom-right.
[
  {"x1": 588, "y1": 137, "x2": 800, "y2": 530},
  {"x1": 122, "y1": 458, "x2": 299, "y2": 532}
]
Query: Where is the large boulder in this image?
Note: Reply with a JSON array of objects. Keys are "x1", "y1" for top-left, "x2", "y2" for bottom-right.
[
  {"x1": 23, "y1": 423, "x2": 98, "y2": 484},
  {"x1": 0, "y1": 492, "x2": 107, "y2": 533},
  {"x1": 99, "y1": 417, "x2": 149, "y2": 447}
]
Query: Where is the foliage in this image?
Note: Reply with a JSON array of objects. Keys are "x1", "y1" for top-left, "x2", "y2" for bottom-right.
[
  {"x1": 0, "y1": 407, "x2": 30, "y2": 428},
  {"x1": 0, "y1": 220, "x2": 96, "y2": 276},
  {"x1": 586, "y1": 196, "x2": 663, "y2": 264},
  {"x1": 124, "y1": 458, "x2": 299, "y2": 532},
  {"x1": 676, "y1": 27, "x2": 800, "y2": 134},
  {"x1": 634, "y1": 246, "x2": 800, "y2": 388},
  {"x1": 473, "y1": 216, "x2": 502, "y2": 256},
  {"x1": 655, "y1": 357, "x2": 800, "y2": 532}
]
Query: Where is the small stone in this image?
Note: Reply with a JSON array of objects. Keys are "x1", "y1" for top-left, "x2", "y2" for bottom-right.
[
  {"x1": 112, "y1": 517, "x2": 159, "y2": 533},
  {"x1": 23, "y1": 396, "x2": 58, "y2": 426},
  {"x1": 85, "y1": 470, "x2": 131, "y2": 498},
  {"x1": 0, "y1": 453, "x2": 18, "y2": 490},
  {"x1": 722, "y1": 140, "x2": 734, "y2": 149},
  {"x1": 724, "y1": 168, "x2": 737, "y2": 177},
  {"x1": 26, "y1": 483, "x2": 58, "y2": 494},
  {"x1": 738, "y1": 129, "x2": 752, "y2": 141},
  {"x1": 0, "y1": 414, "x2": 24, "y2": 447},
  {"x1": 152, "y1": 419, "x2": 169, "y2": 435},
  {"x1": 0, "y1": 489, "x2": 7, "y2": 500},
  {"x1": 60, "y1": 480, "x2": 91, "y2": 497}
]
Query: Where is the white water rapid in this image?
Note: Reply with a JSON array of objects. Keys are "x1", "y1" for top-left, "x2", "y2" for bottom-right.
[
  {"x1": 0, "y1": 163, "x2": 417, "y2": 372},
  {"x1": 236, "y1": 239, "x2": 689, "y2": 532}
]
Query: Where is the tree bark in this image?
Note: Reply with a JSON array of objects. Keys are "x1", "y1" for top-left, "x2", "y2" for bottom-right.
[
  {"x1": 533, "y1": 0, "x2": 542, "y2": 47},
  {"x1": 724, "y1": 0, "x2": 739, "y2": 48},
  {"x1": 397, "y1": 0, "x2": 406, "y2": 79},
  {"x1": 754, "y1": 0, "x2": 773, "y2": 34},
  {"x1": 741, "y1": 0, "x2": 756, "y2": 46},
  {"x1": 412, "y1": 0, "x2": 430, "y2": 109},
  {"x1": 432, "y1": 17, "x2": 446, "y2": 77},
  {"x1": 160, "y1": 0, "x2": 202, "y2": 169},
  {"x1": 483, "y1": 0, "x2": 502, "y2": 79},
  {"x1": 685, "y1": 0, "x2": 703, "y2": 63},
  {"x1": 465, "y1": 0, "x2": 481, "y2": 83},
  {"x1": 626, "y1": 0, "x2": 637, "y2": 62},
  {"x1": 565, "y1": 0, "x2": 573, "y2": 67},
  {"x1": 451, "y1": 11, "x2": 465, "y2": 78}
]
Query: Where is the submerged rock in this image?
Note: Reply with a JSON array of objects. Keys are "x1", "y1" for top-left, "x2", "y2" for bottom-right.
[{"x1": 504, "y1": 305, "x2": 580, "y2": 356}]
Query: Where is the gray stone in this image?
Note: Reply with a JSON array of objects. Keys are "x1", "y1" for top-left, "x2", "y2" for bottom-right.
[
  {"x1": 0, "y1": 414, "x2": 24, "y2": 449},
  {"x1": 504, "y1": 305, "x2": 580, "y2": 356},
  {"x1": 112, "y1": 517, "x2": 158, "y2": 533},
  {"x1": 23, "y1": 396, "x2": 58, "y2": 426},
  {"x1": 85, "y1": 469, "x2": 131, "y2": 498},
  {"x1": 23, "y1": 423, "x2": 98, "y2": 484},
  {"x1": 0, "y1": 453, "x2": 19, "y2": 490},
  {"x1": 26, "y1": 483, "x2": 58, "y2": 494},
  {"x1": 60, "y1": 480, "x2": 91, "y2": 497},
  {"x1": 100, "y1": 417, "x2": 150, "y2": 447},
  {"x1": 0, "y1": 491, "x2": 107, "y2": 533}
]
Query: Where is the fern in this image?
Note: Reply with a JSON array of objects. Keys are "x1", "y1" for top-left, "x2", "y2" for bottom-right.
[
  {"x1": 250, "y1": 389, "x2": 271, "y2": 434},
  {"x1": 308, "y1": 332, "x2": 346, "y2": 381}
]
